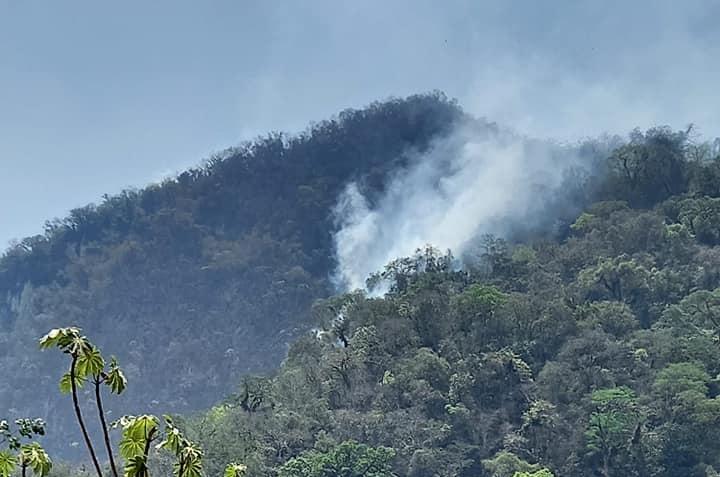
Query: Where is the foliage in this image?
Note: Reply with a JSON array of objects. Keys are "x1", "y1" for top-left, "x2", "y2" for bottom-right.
[
  {"x1": 0, "y1": 419, "x2": 51, "y2": 477},
  {"x1": 223, "y1": 463, "x2": 248, "y2": 477},
  {"x1": 278, "y1": 441, "x2": 395, "y2": 477},
  {"x1": 482, "y1": 451, "x2": 543, "y2": 477},
  {"x1": 513, "y1": 470, "x2": 554, "y2": 477}
]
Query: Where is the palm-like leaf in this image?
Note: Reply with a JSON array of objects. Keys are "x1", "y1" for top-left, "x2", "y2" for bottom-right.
[
  {"x1": 119, "y1": 433, "x2": 147, "y2": 461},
  {"x1": 0, "y1": 451, "x2": 15, "y2": 477},
  {"x1": 38, "y1": 327, "x2": 81, "y2": 350},
  {"x1": 20, "y1": 443, "x2": 52, "y2": 477},
  {"x1": 118, "y1": 415, "x2": 159, "y2": 460},
  {"x1": 123, "y1": 455, "x2": 148, "y2": 477},
  {"x1": 105, "y1": 357, "x2": 128, "y2": 394},
  {"x1": 59, "y1": 372, "x2": 86, "y2": 394},
  {"x1": 77, "y1": 346, "x2": 105, "y2": 378},
  {"x1": 224, "y1": 463, "x2": 248, "y2": 477},
  {"x1": 178, "y1": 456, "x2": 203, "y2": 477}
]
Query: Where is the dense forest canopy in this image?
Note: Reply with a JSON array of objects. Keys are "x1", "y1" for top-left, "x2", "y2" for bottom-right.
[{"x1": 3, "y1": 93, "x2": 720, "y2": 477}]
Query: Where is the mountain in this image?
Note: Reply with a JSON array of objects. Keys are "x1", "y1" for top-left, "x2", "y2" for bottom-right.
[
  {"x1": 5, "y1": 92, "x2": 720, "y2": 477},
  {"x1": 0, "y1": 92, "x2": 464, "y2": 455},
  {"x1": 180, "y1": 127, "x2": 720, "y2": 477}
]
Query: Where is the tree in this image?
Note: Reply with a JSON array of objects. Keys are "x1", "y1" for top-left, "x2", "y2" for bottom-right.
[
  {"x1": 116, "y1": 414, "x2": 206, "y2": 477},
  {"x1": 675, "y1": 197, "x2": 720, "y2": 245},
  {"x1": 584, "y1": 387, "x2": 641, "y2": 477},
  {"x1": 278, "y1": 441, "x2": 396, "y2": 477},
  {"x1": 650, "y1": 362, "x2": 720, "y2": 474},
  {"x1": 513, "y1": 471, "x2": 554, "y2": 477},
  {"x1": 660, "y1": 289, "x2": 720, "y2": 342},
  {"x1": 578, "y1": 255, "x2": 652, "y2": 306},
  {"x1": 651, "y1": 362, "x2": 710, "y2": 417},
  {"x1": 578, "y1": 301, "x2": 639, "y2": 337},
  {"x1": 18, "y1": 444, "x2": 52, "y2": 477},
  {"x1": 39, "y1": 326, "x2": 249, "y2": 477},
  {"x1": 224, "y1": 463, "x2": 248, "y2": 477},
  {"x1": 451, "y1": 284, "x2": 508, "y2": 341},
  {"x1": 38, "y1": 327, "x2": 104, "y2": 477},
  {"x1": 39, "y1": 327, "x2": 128, "y2": 477},
  {"x1": 605, "y1": 127, "x2": 689, "y2": 207},
  {"x1": 481, "y1": 451, "x2": 544, "y2": 477}
]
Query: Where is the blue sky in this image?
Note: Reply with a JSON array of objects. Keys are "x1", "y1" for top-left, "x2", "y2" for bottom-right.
[{"x1": 2, "y1": 0, "x2": 720, "y2": 248}]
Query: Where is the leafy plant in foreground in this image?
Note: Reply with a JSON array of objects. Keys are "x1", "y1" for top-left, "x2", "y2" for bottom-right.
[
  {"x1": 0, "y1": 419, "x2": 52, "y2": 477},
  {"x1": 41, "y1": 326, "x2": 247, "y2": 477},
  {"x1": 40, "y1": 327, "x2": 124, "y2": 477}
]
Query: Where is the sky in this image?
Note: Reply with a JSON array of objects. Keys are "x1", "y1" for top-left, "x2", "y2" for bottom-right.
[{"x1": 2, "y1": 0, "x2": 720, "y2": 249}]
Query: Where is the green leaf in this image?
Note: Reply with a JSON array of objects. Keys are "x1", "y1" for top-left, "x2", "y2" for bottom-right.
[
  {"x1": 19, "y1": 443, "x2": 52, "y2": 477},
  {"x1": 105, "y1": 357, "x2": 128, "y2": 394},
  {"x1": 59, "y1": 372, "x2": 86, "y2": 394},
  {"x1": 177, "y1": 459, "x2": 203, "y2": 477},
  {"x1": 224, "y1": 463, "x2": 248, "y2": 477},
  {"x1": 156, "y1": 416, "x2": 205, "y2": 477},
  {"x1": 0, "y1": 451, "x2": 15, "y2": 477},
  {"x1": 123, "y1": 455, "x2": 148, "y2": 477},
  {"x1": 119, "y1": 433, "x2": 146, "y2": 461},
  {"x1": 76, "y1": 346, "x2": 105, "y2": 378},
  {"x1": 38, "y1": 327, "x2": 83, "y2": 351},
  {"x1": 513, "y1": 471, "x2": 555, "y2": 477},
  {"x1": 38, "y1": 328, "x2": 63, "y2": 349},
  {"x1": 157, "y1": 425, "x2": 183, "y2": 455},
  {"x1": 176, "y1": 445, "x2": 203, "y2": 477},
  {"x1": 118, "y1": 415, "x2": 159, "y2": 460}
]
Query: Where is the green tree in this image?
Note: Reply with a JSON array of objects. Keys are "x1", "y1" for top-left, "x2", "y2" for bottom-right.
[
  {"x1": 605, "y1": 127, "x2": 689, "y2": 207},
  {"x1": 278, "y1": 441, "x2": 396, "y2": 477},
  {"x1": 39, "y1": 327, "x2": 104, "y2": 477},
  {"x1": 223, "y1": 463, "x2": 248, "y2": 477},
  {"x1": 40, "y1": 327, "x2": 128, "y2": 477},
  {"x1": 660, "y1": 289, "x2": 720, "y2": 342},
  {"x1": 676, "y1": 197, "x2": 720, "y2": 245},
  {"x1": 481, "y1": 451, "x2": 543, "y2": 477},
  {"x1": 39, "y1": 326, "x2": 253, "y2": 477},
  {"x1": 584, "y1": 387, "x2": 641, "y2": 477},
  {"x1": 513, "y1": 470, "x2": 554, "y2": 477}
]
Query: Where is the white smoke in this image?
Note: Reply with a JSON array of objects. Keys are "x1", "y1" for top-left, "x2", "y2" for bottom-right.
[{"x1": 332, "y1": 124, "x2": 586, "y2": 290}]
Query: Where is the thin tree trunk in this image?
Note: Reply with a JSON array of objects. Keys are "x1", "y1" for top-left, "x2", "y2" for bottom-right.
[
  {"x1": 22, "y1": 463, "x2": 27, "y2": 477},
  {"x1": 95, "y1": 378, "x2": 119, "y2": 477},
  {"x1": 71, "y1": 355, "x2": 104, "y2": 477},
  {"x1": 602, "y1": 452, "x2": 611, "y2": 477},
  {"x1": 141, "y1": 428, "x2": 157, "y2": 477}
]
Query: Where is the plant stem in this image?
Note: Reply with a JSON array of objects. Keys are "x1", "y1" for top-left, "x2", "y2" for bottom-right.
[
  {"x1": 95, "y1": 378, "x2": 119, "y2": 477},
  {"x1": 141, "y1": 428, "x2": 157, "y2": 477},
  {"x1": 71, "y1": 355, "x2": 104, "y2": 477}
]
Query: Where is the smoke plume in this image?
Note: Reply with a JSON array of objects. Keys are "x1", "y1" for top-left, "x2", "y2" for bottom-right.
[{"x1": 332, "y1": 122, "x2": 596, "y2": 290}]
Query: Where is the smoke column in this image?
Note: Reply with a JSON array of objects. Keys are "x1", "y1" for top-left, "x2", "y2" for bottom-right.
[{"x1": 332, "y1": 122, "x2": 592, "y2": 290}]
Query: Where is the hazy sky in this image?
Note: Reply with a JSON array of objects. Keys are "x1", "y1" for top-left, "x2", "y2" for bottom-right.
[{"x1": 2, "y1": 0, "x2": 720, "y2": 248}]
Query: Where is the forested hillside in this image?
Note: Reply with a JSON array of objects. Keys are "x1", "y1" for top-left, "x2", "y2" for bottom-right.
[
  {"x1": 178, "y1": 130, "x2": 720, "y2": 477},
  {"x1": 0, "y1": 93, "x2": 465, "y2": 455},
  {"x1": 4, "y1": 92, "x2": 720, "y2": 477}
]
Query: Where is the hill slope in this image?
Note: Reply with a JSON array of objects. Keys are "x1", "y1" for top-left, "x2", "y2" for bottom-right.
[
  {"x1": 5, "y1": 92, "x2": 720, "y2": 477},
  {"x1": 182, "y1": 131, "x2": 720, "y2": 477},
  {"x1": 0, "y1": 93, "x2": 465, "y2": 455}
]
